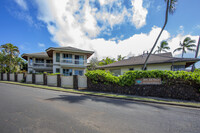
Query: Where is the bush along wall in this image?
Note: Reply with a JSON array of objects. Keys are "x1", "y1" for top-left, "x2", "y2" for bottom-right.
[{"x1": 85, "y1": 70, "x2": 200, "y2": 101}]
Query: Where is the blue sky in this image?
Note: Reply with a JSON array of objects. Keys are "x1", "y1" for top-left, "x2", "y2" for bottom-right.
[{"x1": 0, "y1": 0, "x2": 200, "y2": 68}]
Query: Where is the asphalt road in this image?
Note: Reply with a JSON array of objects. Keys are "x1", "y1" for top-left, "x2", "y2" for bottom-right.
[{"x1": 0, "y1": 83, "x2": 200, "y2": 133}]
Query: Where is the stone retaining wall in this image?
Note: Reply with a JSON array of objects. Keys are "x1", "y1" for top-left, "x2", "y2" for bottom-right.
[{"x1": 87, "y1": 79, "x2": 200, "y2": 101}]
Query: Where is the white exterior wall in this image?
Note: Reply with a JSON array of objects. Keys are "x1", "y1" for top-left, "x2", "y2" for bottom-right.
[
  {"x1": 18, "y1": 74, "x2": 23, "y2": 82},
  {"x1": 78, "y1": 76, "x2": 87, "y2": 88},
  {"x1": 52, "y1": 51, "x2": 87, "y2": 75},
  {"x1": 26, "y1": 74, "x2": 32, "y2": 83},
  {"x1": 10, "y1": 73, "x2": 15, "y2": 81},
  {"x1": 36, "y1": 74, "x2": 43, "y2": 84},
  {"x1": 61, "y1": 76, "x2": 73, "y2": 88},
  {"x1": 3, "y1": 73, "x2": 7, "y2": 80},
  {"x1": 47, "y1": 75, "x2": 57, "y2": 86}
]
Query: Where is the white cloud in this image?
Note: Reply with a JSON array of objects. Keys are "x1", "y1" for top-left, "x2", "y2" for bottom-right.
[
  {"x1": 168, "y1": 34, "x2": 199, "y2": 56},
  {"x1": 38, "y1": 43, "x2": 45, "y2": 47},
  {"x1": 131, "y1": 0, "x2": 148, "y2": 29},
  {"x1": 33, "y1": 0, "x2": 199, "y2": 60},
  {"x1": 14, "y1": 0, "x2": 28, "y2": 10}
]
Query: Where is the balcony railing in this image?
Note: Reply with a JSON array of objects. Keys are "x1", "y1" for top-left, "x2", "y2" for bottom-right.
[
  {"x1": 33, "y1": 63, "x2": 53, "y2": 68},
  {"x1": 61, "y1": 59, "x2": 87, "y2": 65}
]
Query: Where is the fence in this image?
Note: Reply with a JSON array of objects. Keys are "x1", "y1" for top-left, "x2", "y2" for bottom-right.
[{"x1": 0, "y1": 73, "x2": 87, "y2": 89}]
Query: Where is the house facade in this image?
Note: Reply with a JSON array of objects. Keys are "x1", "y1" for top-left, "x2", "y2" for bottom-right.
[
  {"x1": 22, "y1": 46, "x2": 94, "y2": 76},
  {"x1": 98, "y1": 52, "x2": 200, "y2": 76}
]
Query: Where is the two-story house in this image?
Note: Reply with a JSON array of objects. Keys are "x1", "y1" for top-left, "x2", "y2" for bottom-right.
[{"x1": 22, "y1": 46, "x2": 94, "y2": 75}]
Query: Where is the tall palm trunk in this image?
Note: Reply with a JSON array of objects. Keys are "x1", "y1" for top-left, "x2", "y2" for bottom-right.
[
  {"x1": 191, "y1": 36, "x2": 200, "y2": 71},
  {"x1": 181, "y1": 47, "x2": 184, "y2": 58},
  {"x1": 142, "y1": 0, "x2": 170, "y2": 70}
]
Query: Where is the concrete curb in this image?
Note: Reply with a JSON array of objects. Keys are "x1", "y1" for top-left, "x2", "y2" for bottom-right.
[{"x1": 0, "y1": 81, "x2": 200, "y2": 109}]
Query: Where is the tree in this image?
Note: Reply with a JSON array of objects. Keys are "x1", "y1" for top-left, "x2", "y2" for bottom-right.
[
  {"x1": 173, "y1": 37, "x2": 196, "y2": 58},
  {"x1": 88, "y1": 57, "x2": 99, "y2": 70},
  {"x1": 117, "y1": 55, "x2": 126, "y2": 61},
  {"x1": 143, "y1": 0, "x2": 177, "y2": 70},
  {"x1": 1, "y1": 43, "x2": 20, "y2": 72},
  {"x1": 154, "y1": 41, "x2": 170, "y2": 54},
  {"x1": 98, "y1": 57, "x2": 116, "y2": 66}
]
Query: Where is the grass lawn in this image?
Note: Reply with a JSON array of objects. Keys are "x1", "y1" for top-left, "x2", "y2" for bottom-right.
[{"x1": 0, "y1": 80, "x2": 200, "y2": 108}]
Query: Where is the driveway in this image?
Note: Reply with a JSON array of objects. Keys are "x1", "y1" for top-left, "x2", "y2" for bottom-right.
[{"x1": 0, "y1": 83, "x2": 200, "y2": 133}]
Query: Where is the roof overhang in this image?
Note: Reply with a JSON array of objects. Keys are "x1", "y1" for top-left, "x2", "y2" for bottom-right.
[
  {"x1": 98, "y1": 59, "x2": 200, "y2": 69},
  {"x1": 46, "y1": 47, "x2": 94, "y2": 59},
  {"x1": 21, "y1": 53, "x2": 51, "y2": 61}
]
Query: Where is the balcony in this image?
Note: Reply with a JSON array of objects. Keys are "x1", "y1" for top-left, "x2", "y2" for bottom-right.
[
  {"x1": 60, "y1": 59, "x2": 87, "y2": 67},
  {"x1": 32, "y1": 63, "x2": 53, "y2": 70}
]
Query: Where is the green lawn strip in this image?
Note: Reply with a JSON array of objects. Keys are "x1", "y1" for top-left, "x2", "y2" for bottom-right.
[{"x1": 1, "y1": 81, "x2": 200, "y2": 107}]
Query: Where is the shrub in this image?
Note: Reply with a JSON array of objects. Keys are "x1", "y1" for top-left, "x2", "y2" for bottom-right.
[
  {"x1": 85, "y1": 70, "x2": 119, "y2": 84},
  {"x1": 85, "y1": 70, "x2": 200, "y2": 90}
]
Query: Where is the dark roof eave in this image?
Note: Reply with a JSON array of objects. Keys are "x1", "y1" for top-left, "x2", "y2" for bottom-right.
[{"x1": 97, "y1": 59, "x2": 200, "y2": 69}]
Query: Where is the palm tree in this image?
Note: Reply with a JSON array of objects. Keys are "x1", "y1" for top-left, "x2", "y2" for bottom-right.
[
  {"x1": 142, "y1": 0, "x2": 177, "y2": 70},
  {"x1": 117, "y1": 55, "x2": 126, "y2": 61},
  {"x1": 98, "y1": 57, "x2": 116, "y2": 66},
  {"x1": 0, "y1": 43, "x2": 20, "y2": 72},
  {"x1": 173, "y1": 37, "x2": 196, "y2": 58},
  {"x1": 154, "y1": 41, "x2": 170, "y2": 54}
]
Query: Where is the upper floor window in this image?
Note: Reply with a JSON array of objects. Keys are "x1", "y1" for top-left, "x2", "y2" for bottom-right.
[
  {"x1": 36, "y1": 58, "x2": 44, "y2": 63},
  {"x1": 75, "y1": 55, "x2": 84, "y2": 65},
  {"x1": 63, "y1": 54, "x2": 72, "y2": 63},
  {"x1": 56, "y1": 53, "x2": 60, "y2": 62},
  {"x1": 173, "y1": 65, "x2": 185, "y2": 71}
]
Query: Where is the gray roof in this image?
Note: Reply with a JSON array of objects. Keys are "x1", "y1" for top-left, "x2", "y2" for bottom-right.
[
  {"x1": 46, "y1": 46, "x2": 94, "y2": 53},
  {"x1": 98, "y1": 52, "x2": 200, "y2": 68}
]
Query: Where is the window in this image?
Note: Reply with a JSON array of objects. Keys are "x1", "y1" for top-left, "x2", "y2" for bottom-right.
[
  {"x1": 173, "y1": 65, "x2": 185, "y2": 71},
  {"x1": 63, "y1": 69, "x2": 72, "y2": 76},
  {"x1": 56, "y1": 68, "x2": 60, "y2": 73},
  {"x1": 129, "y1": 68, "x2": 134, "y2": 71},
  {"x1": 63, "y1": 54, "x2": 72, "y2": 63},
  {"x1": 36, "y1": 58, "x2": 44, "y2": 63},
  {"x1": 110, "y1": 69, "x2": 121, "y2": 76},
  {"x1": 74, "y1": 70, "x2": 83, "y2": 76},
  {"x1": 46, "y1": 60, "x2": 53, "y2": 63},
  {"x1": 56, "y1": 53, "x2": 60, "y2": 62},
  {"x1": 75, "y1": 55, "x2": 84, "y2": 65}
]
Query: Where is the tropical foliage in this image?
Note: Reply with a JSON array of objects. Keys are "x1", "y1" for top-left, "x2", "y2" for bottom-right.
[
  {"x1": 85, "y1": 70, "x2": 200, "y2": 92},
  {"x1": 154, "y1": 41, "x2": 170, "y2": 53},
  {"x1": 0, "y1": 43, "x2": 26, "y2": 73},
  {"x1": 173, "y1": 37, "x2": 196, "y2": 57},
  {"x1": 98, "y1": 57, "x2": 116, "y2": 66},
  {"x1": 117, "y1": 55, "x2": 126, "y2": 61}
]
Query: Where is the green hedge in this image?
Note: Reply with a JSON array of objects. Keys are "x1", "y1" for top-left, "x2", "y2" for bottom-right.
[{"x1": 85, "y1": 70, "x2": 200, "y2": 87}]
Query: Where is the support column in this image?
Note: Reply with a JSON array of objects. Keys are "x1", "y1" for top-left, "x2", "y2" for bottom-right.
[
  {"x1": 32, "y1": 73, "x2": 35, "y2": 84},
  {"x1": 57, "y1": 74, "x2": 61, "y2": 87},
  {"x1": 43, "y1": 73, "x2": 47, "y2": 85},
  {"x1": 7, "y1": 73, "x2": 10, "y2": 81},
  {"x1": 15, "y1": 73, "x2": 18, "y2": 82},
  {"x1": 0, "y1": 73, "x2": 2, "y2": 80},
  {"x1": 23, "y1": 73, "x2": 26, "y2": 82},
  {"x1": 73, "y1": 75, "x2": 78, "y2": 89}
]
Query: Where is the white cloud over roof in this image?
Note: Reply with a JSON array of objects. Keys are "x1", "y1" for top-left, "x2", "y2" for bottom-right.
[{"x1": 34, "y1": 0, "x2": 199, "y2": 59}]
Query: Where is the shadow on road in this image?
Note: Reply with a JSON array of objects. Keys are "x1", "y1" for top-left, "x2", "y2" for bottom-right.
[{"x1": 46, "y1": 94, "x2": 168, "y2": 110}]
